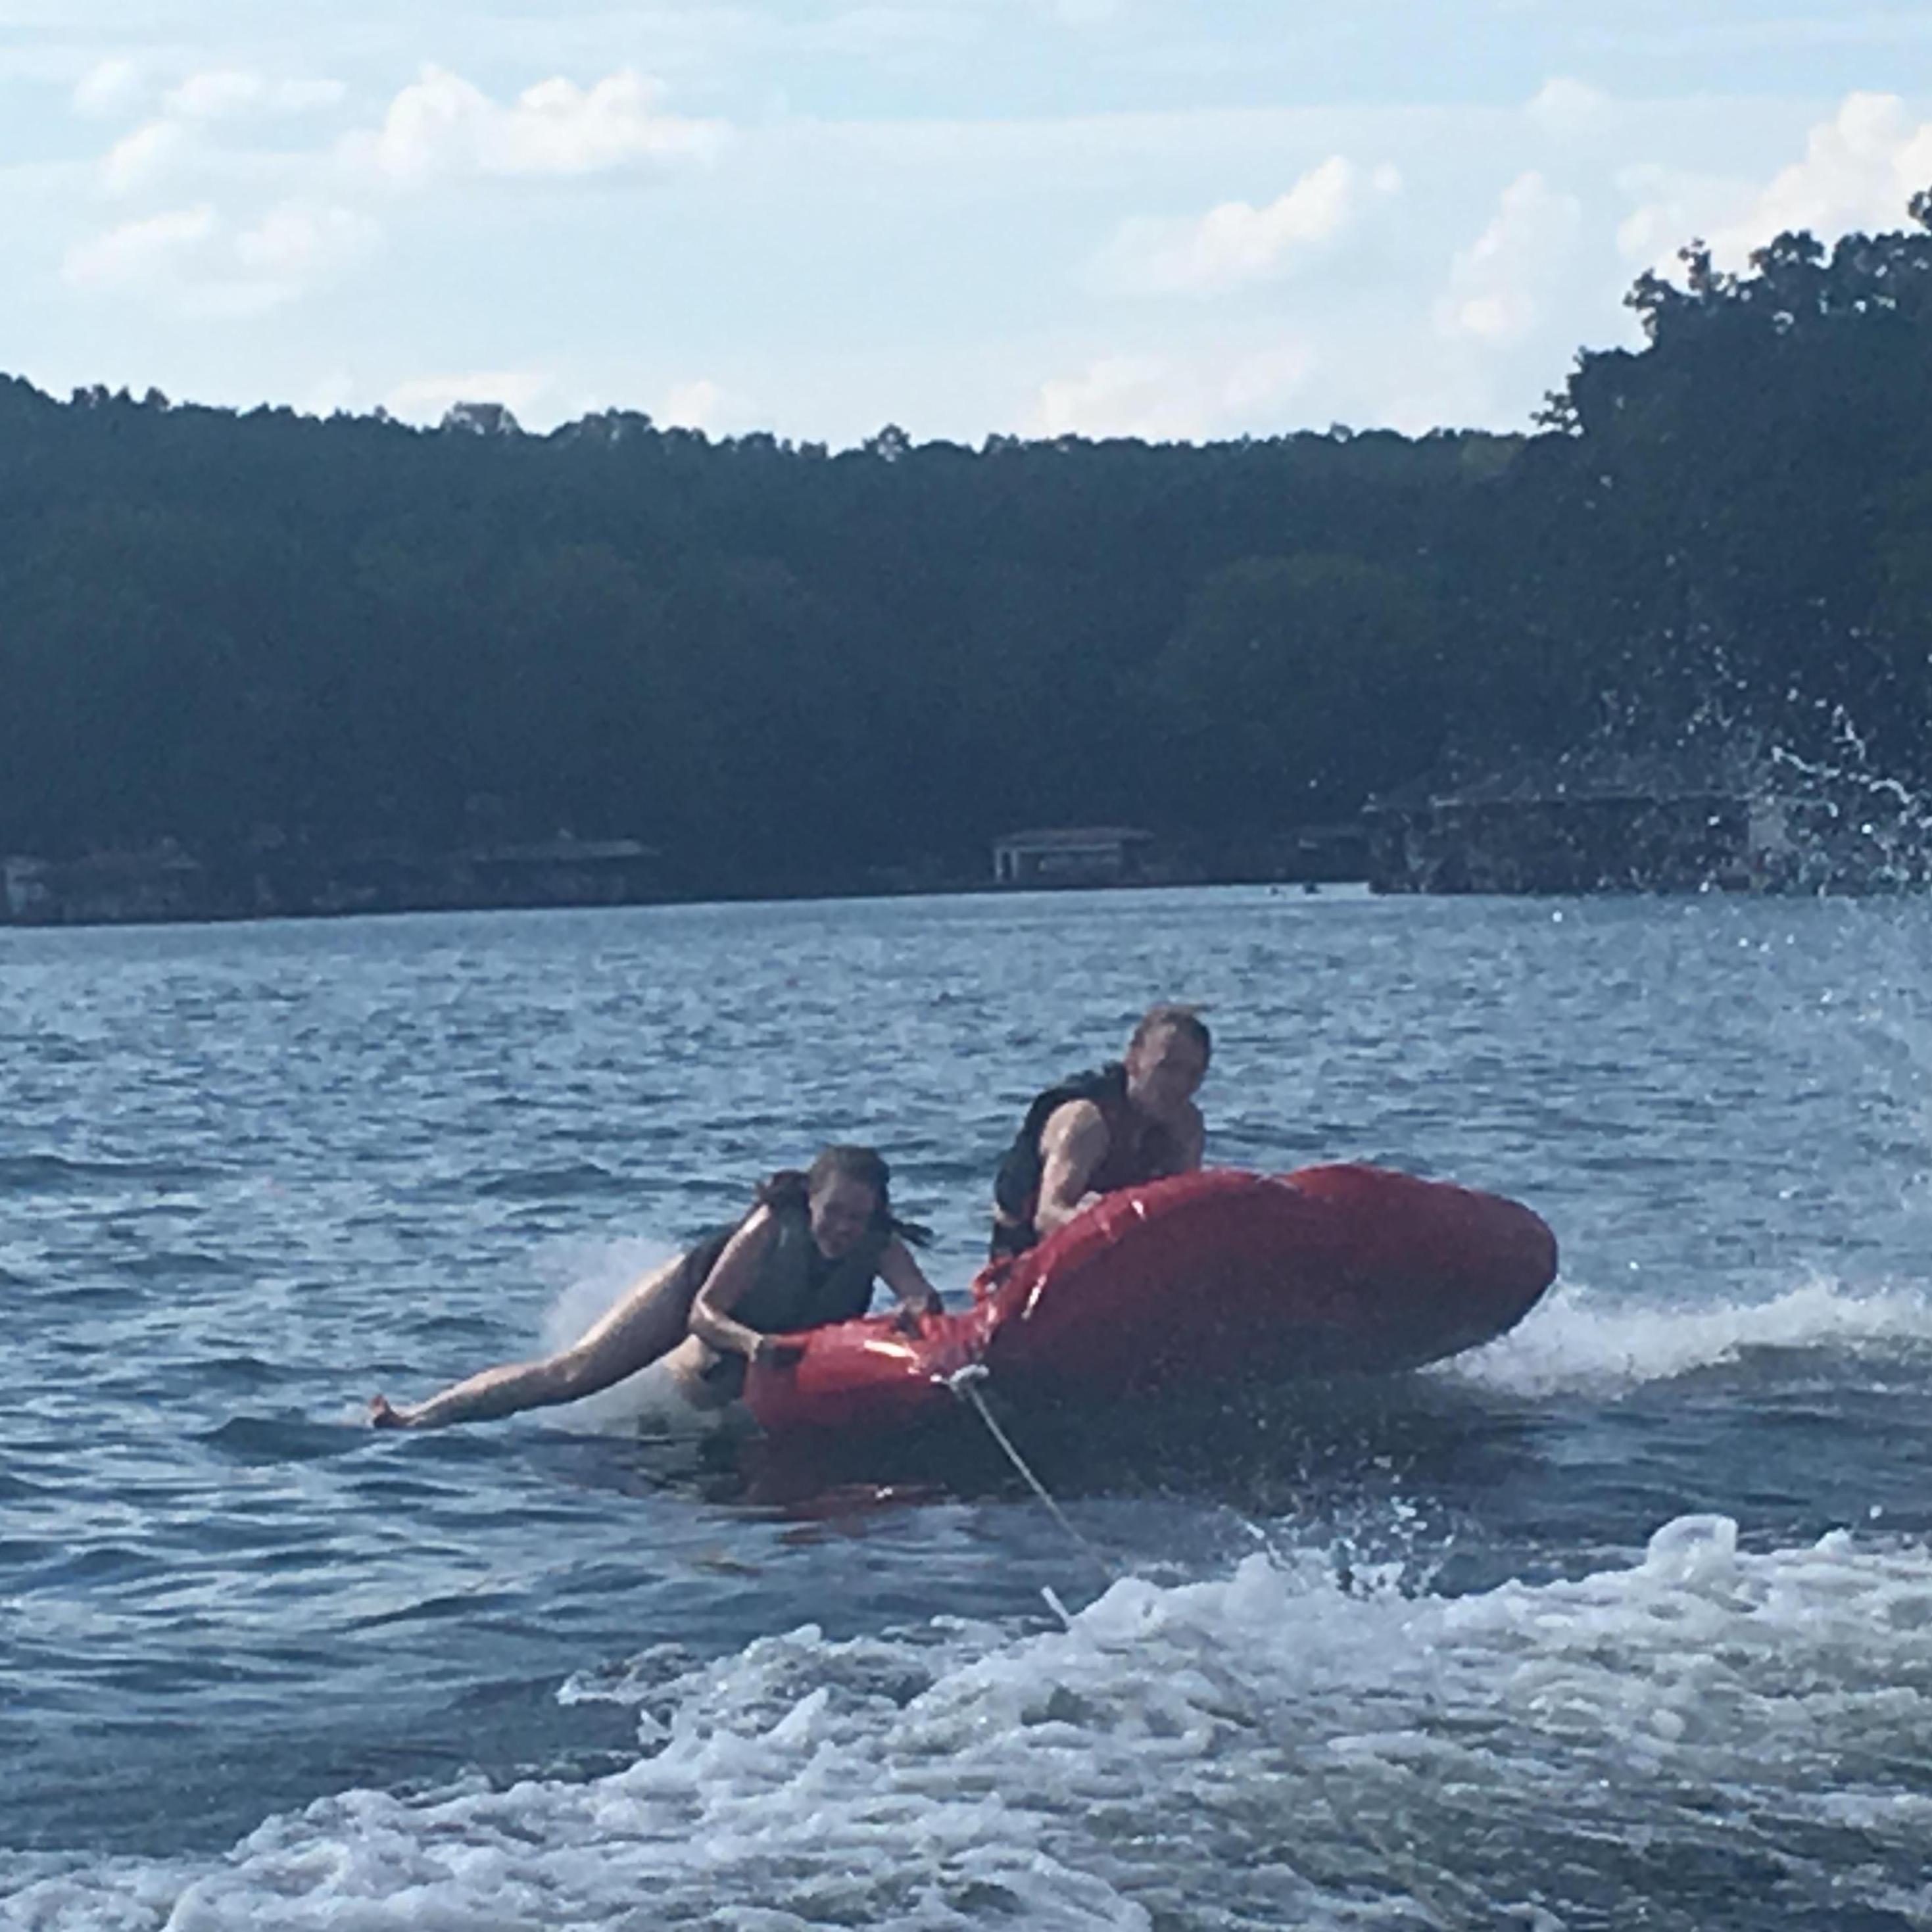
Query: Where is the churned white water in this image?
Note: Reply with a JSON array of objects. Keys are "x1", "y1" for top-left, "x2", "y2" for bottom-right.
[
  {"x1": 1447, "y1": 1270, "x2": 1932, "y2": 1399},
  {"x1": 13, "y1": 1516, "x2": 1931, "y2": 1930}
]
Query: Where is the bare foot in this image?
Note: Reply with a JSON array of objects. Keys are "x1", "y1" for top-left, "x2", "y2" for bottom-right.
[{"x1": 368, "y1": 1394, "x2": 414, "y2": 1429}]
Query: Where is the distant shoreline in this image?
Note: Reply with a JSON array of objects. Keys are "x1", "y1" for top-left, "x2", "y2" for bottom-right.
[{"x1": 0, "y1": 865, "x2": 1376, "y2": 934}]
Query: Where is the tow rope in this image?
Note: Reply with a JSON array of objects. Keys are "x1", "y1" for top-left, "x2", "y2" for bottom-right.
[{"x1": 943, "y1": 1363, "x2": 1116, "y2": 1624}]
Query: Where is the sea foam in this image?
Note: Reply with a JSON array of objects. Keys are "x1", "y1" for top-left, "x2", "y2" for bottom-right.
[
  {"x1": 12, "y1": 1515, "x2": 1931, "y2": 1931},
  {"x1": 1441, "y1": 1269, "x2": 1932, "y2": 1399}
]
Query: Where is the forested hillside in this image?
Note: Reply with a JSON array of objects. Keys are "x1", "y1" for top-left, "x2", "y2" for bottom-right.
[{"x1": 3, "y1": 196, "x2": 1929, "y2": 898}]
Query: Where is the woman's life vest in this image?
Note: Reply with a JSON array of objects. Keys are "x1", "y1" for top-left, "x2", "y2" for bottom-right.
[
  {"x1": 685, "y1": 1186, "x2": 891, "y2": 1396},
  {"x1": 989, "y1": 1061, "x2": 1186, "y2": 1257}
]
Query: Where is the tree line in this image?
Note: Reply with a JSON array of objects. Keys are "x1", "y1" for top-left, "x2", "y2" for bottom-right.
[{"x1": 3, "y1": 193, "x2": 1930, "y2": 897}]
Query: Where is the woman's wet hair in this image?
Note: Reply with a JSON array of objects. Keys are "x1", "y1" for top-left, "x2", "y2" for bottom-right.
[
  {"x1": 804, "y1": 1144, "x2": 892, "y2": 1201},
  {"x1": 759, "y1": 1145, "x2": 933, "y2": 1246},
  {"x1": 1130, "y1": 1002, "x2": 1211, "y2": 1065}
]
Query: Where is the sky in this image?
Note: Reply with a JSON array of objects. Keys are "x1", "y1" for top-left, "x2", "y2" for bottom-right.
[{"x1": 1, "y1": 1, "x2": 1929, "y2": 445}]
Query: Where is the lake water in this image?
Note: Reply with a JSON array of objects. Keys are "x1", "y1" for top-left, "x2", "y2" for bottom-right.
[{"x1": 5, "y1": 886, "x2": 1932, "y2": 1931}]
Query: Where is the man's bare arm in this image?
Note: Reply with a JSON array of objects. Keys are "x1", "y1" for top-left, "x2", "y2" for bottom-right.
[{"x1": 1033, "y1": 1099, "x2": 1113, "y2": 1238}]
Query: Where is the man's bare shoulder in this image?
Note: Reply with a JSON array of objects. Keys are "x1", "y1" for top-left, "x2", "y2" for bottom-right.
[{"x1": 1040, "y1": 1096, "x2": 1110, "y2": 1153}]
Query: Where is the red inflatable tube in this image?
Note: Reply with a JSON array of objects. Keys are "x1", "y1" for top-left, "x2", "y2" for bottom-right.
[{"x1": 742, "y1": 1164, "x2": 1558, "y2": 1439}]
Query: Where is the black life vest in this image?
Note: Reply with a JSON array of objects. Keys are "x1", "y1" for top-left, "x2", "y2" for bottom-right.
[
  {"x1": 686, "y1": 1192, "x2": 890, "y2": 1397},
  {"x1": 729, "y1": 1197, "x2": 888, "y2": 1334},
  {"x1": 990, "y1": 1061, "x2": 1182, "y2": 1255}
]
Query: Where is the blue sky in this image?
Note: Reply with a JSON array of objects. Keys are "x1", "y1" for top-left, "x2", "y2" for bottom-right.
[{"x1": 2, "y1": 2, "x2": 1929, "y2": 443}]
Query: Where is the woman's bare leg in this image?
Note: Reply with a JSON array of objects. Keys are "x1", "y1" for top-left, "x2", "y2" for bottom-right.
[{"x1": 370, "y1": 1253, "x2": 699, "y2": 1429}]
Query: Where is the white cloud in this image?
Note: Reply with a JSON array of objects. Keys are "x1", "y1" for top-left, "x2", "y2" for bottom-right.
[
  {"x1": 1220, "y1": 343, "x2": 1318, "y2": 415},
  {"x1": 1038, "y1": 356, "x2": 1198, "y2": 438},
  {"x1": 1613, "y1": 161, "x2": 1753, "y2": 267},
  {"x1": 62, "y1": 198, "x2": 376, "y2": 317},
  {"x1": 1704, "y1": 92, "x2": 1932, "y2": 263},
  {"x1": 350, "y1": 66, "x2": 725, "y2": 186},
  {"x1": 65, "y1": 59, "x2": 715, "y2": 331},
  {"x1": 1034, "y1": 339, "x2": 1315, "y2": 440},
  {"x1": 72, "y1": 57, "x2": 143, "y2": 120},
  {"x1": 660, "y1": 377, "x2": 756, "y2": 433},
  {"x1": 297, "y1": 371, "x2": 358, "y2": 417},
  {"x1": 1527, "y1": 76, "x2": 1611, "y2": 141},
  {"x1": 93, "y1": 72, "x2": 350, "y2": 197},
  {"x1": 164, "y1": 70, "x2": 347, "y2": 121},
  {"x1": 233, "y1": 202, "x2": 378, "y2": 278},
  {"x1": 385, "y1": 368, "x2": 556, "y2": 423},
  {"x1": 1434, "y1": 170, "x2": 1583, "y2": 346},
  {"x1": 1097, "y1": 155, "x2": 1401, "y2": 296},
  {"x1": 1614, "y1": 93, "x2": 1932, "y2": 280},
  {"x1": 63, "y1": 205, "x2": 218, "y2": 292},
  {"x1": 100, "y1": 118, "x2": 191, "y2": 195},
  {"x1": 164, "y1": 70, "x2": 265, "y2": 121}
]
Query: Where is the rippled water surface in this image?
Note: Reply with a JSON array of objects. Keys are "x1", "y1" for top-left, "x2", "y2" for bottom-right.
[{"x1": 6, "y1": 888, "x2": 1932, "y2": 1930}]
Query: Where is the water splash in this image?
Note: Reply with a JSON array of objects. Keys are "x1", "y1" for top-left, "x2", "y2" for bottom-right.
[
  {"x1": 528, "y1": 1236, "x2": 708, "y2": 1432},
  {"x1": 1443, "y1": 1271, "x2": 1932, "y2": 1399},
  {"x1": 14, "y1": 1516, "x2": 1932, "y2": 1931}
]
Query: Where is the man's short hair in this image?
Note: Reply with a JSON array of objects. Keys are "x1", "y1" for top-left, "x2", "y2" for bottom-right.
[{"x1": 1129, "y1": 1003, "x2": 1211, "y2": 1065}]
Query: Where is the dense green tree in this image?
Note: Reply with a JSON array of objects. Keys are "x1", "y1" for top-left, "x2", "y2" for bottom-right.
[
  {"x1": 3, "y1": 193, "x2": 1932, "y2": 897},
  {"x1": 1144, "y1": 554, "x2": 1446, "y2": 827}
]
